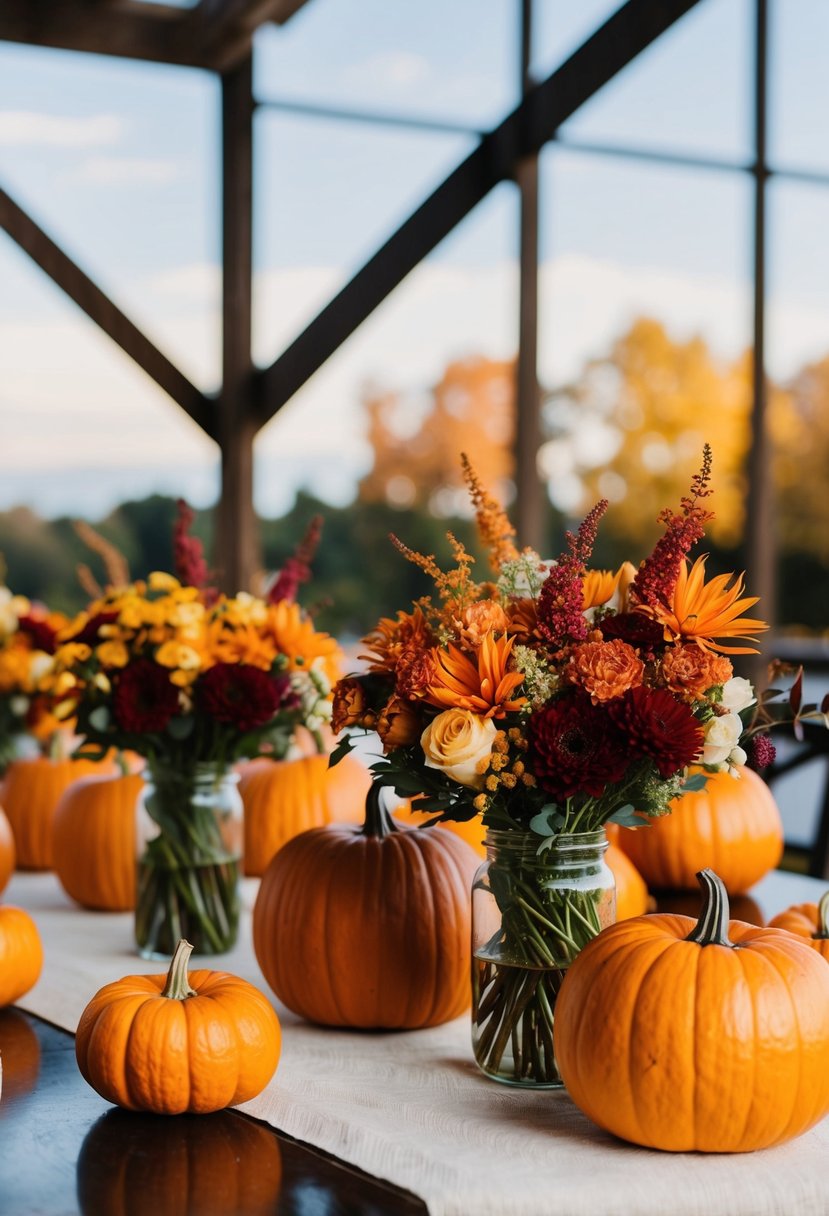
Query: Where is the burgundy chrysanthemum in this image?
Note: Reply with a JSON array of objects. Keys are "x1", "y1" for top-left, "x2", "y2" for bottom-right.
[
  {"x1": 528, "y1": 694, "x2": 628, "y2": 801},
  {"x1": 113, "y1": 659, "x2": 180, "y2": 734},
  {"x1": 198, "y1": 663, "x2": 287, "y2": 731},
  {"x1": 608, "y1": 685, "x2": 703, "y2": 778},
  {"x1": 599, "y1": 612, "x2": 666, "y2": 658},
  {"x1": 18, "y1": 614, "x2": 59, "y2": 654},
  {"x1": 749, "y1": 734, "x2": 777, "y2": 770}
]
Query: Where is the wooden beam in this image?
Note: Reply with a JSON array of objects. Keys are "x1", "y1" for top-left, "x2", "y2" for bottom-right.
[
  {"x1": 255, "y1": 0, "x2": 703, "y2": 425},
  {"x1": 0, "y1": 183, "x2": 216, "y2": 436},
  {"x1": 189, "y1": 0, "x2": 310, "y2": 72},
  {"x1": 215, "y1": 54, "x2": 259, "y2": 593},
  {"x1": 0, "y1": 0, "x2": 206, "y2": 68}
]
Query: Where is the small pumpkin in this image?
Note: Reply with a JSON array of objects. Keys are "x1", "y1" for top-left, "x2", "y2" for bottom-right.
[
  {"x1": 1, "y1": 754, "x2": 116, "y2": 871},
  {"x1": 554, "y1": 868, "x2": 829, "y2": 1152},
  {"x1": 0, "y1": 807, "x2": 14, "y2": 895},
  {"x1": 75, "y1": 940, "x2": 281, "y2": 1114},
  {"x1": 605, "y1": 843, "x2": 649, "y2": 920},
  {"x1": 52, "y1": 770, "x2": 145, "y2": 911},
  {"x1": 615, "y1": 765, "x2": 783, "y2": 893},
  {"x1": 768, "y1": 891, "x2": 829, "y2": 962},
  {"x1": 0, "y1": 906, "x2": 43, "y2": 1007},
  {"x1": 77, "y1": 1107, "x2": 282, "y2": 1216},
  {"x1": 393, "y1": 803, "x2": 486, "y2": 857},
  {"x1": 239, "y1": 753, "x2": 369, "y2": 876},
  {"x1": 253, "y1": 783, "x2": 480, "y2": 1029}
]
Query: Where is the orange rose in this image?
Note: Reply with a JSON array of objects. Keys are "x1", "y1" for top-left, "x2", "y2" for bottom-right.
[
  {"x1": 565, "y1": 639, "x2": 644, "y2": 704},
  {"x1": 457, "y1": 601, "x2": 509, "y2": 648},
  {"x1": 660, "y1": 645, "x2": 733, "y2": 702},
  {"x1": 376, "y1": 696, "x2": 421, "y2": 751},
  {"x1": 331, "y1": 678, "x2": 374, "y2": 733}
]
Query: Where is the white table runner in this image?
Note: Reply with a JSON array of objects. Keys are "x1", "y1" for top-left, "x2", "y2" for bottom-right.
[{"x1": 7, "y1": 870, "x2": 829, "y2": 1216}]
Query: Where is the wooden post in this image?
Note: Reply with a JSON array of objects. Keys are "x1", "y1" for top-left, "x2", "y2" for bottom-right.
[
  {"x1": 217, "y1": 52, "x2": 259, "y2": 593},
  {"x1": 514, "y1": 0, "x2": 543, "y2": 552}
]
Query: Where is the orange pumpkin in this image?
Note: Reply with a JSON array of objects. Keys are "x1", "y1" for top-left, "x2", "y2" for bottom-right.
[
  {"x1": 393, "y1": 803, "x2": 486, "y2": 857},
  {"x1": 0, "y1": 807, "x2": 14, "y2": 895},
  {"x1": 239, "y1": 753, "x2": 369, "y2": 876},
  {"x1": 0, "y1": 906, "x2": 43, "y2": 1007},
  {"x1": 615, "y1": 766, "x2": 783, "y2": 893},
  {"x1": 0, "y1": 1008, "x2": 41, "y2": 1106},
  {"x1": 768, "y1": 891, "x2": 829, "y2": 962},
  {"x1": 655, "y1": 888, "x2": 765, "y2": 925},
  {"x1": 253, "y1": 783, "x2": 479, "y2": 1029},
  {"x1": 75, "y1": 940, "x2": 281, "y2": 1114},
  {"x1": 605, "y1": 843, "x2": 649, "y2": 920},
  {"x1": 554, "y1": 869, "x2": 829, "y2": 1152},
  {"x1": 52, "y1": 771, "x2": 145, "y2": 911},
  {"x1": 77, "y1": 1107, "x2": 282, "y2": 1216},
  {"x1": 1, "y1": 755, "x2": 116, "y2": 871}
]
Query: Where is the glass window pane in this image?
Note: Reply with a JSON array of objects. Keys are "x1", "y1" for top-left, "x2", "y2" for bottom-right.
[{"x1": 770, "y1": 0, "x2": 829, "y2": 172}]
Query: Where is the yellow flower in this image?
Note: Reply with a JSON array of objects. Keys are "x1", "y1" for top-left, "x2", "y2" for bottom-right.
[
  {"x1": 581, "y1": 569, "x2": 620, "y2": 611},
  {"x1": 148, "y1": 571, "x2": 182, "y2": 592},
  {"x1": 55, "y1": 642, "x2": 92, "y2": 666},
  {"x1": 650, "y1": 556, "x2": 769, "y2": 655},
  {"x1": 96, "y1": 640, "x2": 130, "y2": 669},
  {"x1": 155, "y1": 641, "x2": 202, "y2": 671}
]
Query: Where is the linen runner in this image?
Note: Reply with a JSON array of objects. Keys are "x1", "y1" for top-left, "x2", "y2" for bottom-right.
[{"x1": 8, "y1": 870, "x2": 829, "y2": 1216}]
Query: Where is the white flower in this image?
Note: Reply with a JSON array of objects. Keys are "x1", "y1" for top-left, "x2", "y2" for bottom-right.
[
  {"x1": 721, "y1": 677, "x2": 756, "y2": 714},
  {"x1": 702, "y1": 712, "x2": 744, "y2": 768},
  {"x1": 421, "y1": 709, "x2": 498, "y2": 789}
]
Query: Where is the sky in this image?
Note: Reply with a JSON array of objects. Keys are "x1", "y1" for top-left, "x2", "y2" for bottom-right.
[{"x1": 2, "y1": 0, "x2": 829, "y2": 520}]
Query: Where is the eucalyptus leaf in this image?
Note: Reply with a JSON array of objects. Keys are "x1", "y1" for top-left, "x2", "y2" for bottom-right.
[
  {"x1": 166, "y1": 714, "x2": 194, "y2": 740},
  {"x1": 606, "y1": 804, "x2": 645, "y2": 828},
  {"x1": 88, "y1": 706, "x2": 110, "y2": 732},
  {"x1": 680, "y1": 772, "x2": 709, "y2": 794}
]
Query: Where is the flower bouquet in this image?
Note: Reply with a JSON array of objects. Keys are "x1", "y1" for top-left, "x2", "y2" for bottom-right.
[
  {"x1": 50, "y1": 511, "x2": 340, "y2": 957},
  {"x1": 331, "y1": 448, "x2": 794, "y2": 1086},
  {"x1": 0, "y1": 583, "x2": 67, "y2": 773}
]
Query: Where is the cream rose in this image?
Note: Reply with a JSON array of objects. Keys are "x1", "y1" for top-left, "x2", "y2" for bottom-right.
[
  {"x1": 421, "y1": 709, "x2": 498, "y2": 789},
  {"x1": 720, "y1": 676, "x2": 756, "y2": 714},
  {"x1": 702, "y1": 712, "x2": 744, "y2": 768}
]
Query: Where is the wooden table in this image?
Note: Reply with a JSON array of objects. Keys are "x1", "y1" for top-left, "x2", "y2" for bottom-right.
[{"x1": 1, "y1": 868, "x2": 826, "y2": 1216}]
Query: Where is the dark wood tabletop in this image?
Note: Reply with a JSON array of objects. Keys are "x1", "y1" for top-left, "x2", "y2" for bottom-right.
[{"x1": 1, "y1": 868, "x2": 825, "y2": 1216}]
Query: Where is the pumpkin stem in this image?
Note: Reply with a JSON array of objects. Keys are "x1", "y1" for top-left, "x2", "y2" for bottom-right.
[
  {"x1": 161, "y1": 939, "x2": 198, "y2": 1000},
  {"x1": 816, "y1": 891, "x2": 829, "y2": 941},
  {"x1": 362, "y1": 782, "x2": 399, "y2": 839},
  {"x1": 684, "y1": 869, "x2": 733, "y2": 948}
]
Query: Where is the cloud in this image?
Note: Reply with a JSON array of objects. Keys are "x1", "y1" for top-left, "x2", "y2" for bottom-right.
[
  {"x1": 342, "y1": 50, "x2": 431, "y2": 92},
  {"x1": 146, "y1": 263, "x2": 222, "y2": 305},
  {"x1": 72, "y1": 156, "x2": 180, "y2": 186},
  {"x1": 0, "y1": 111, "x2": 122, "y2": 148}
]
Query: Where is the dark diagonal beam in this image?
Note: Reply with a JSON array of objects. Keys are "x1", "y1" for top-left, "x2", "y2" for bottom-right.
[
  {"x1": 0, "y1": 185, "x2": 215, "y2": 437},
  {"x1": 256, "y1": 0, "x2": 702, "y2": 424}
]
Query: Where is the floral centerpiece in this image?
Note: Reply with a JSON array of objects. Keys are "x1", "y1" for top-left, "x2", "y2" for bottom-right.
[
  {"x1": 331, "y1": 448, "x2": 798, "y2": 1086},
  {"x1": 49, "y1": 508, "x2": 340, "y2": 957},
  {"x1": 0, "y1": 582, "x2": 67, "y2": 773}
]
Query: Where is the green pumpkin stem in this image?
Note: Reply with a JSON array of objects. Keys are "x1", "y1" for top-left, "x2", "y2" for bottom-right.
[
  {"x1": 161, "y1": 939, "x2": 198, "y2": 1000},
  {"x1": 685, "y1": 869, "x2": 733, "y2": 948},
  {"x1": 362, "y1": 782, "x2": 398, "y2": 839},
  {"x1": 816, "y1": 891, "x2": 829, "y2": 941}
]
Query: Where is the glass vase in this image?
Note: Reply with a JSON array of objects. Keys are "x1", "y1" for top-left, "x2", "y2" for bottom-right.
[
  {"x1": 135, "y1": 762, "x2": 243, "y2": 960},
  {"x1": 471, "y1": 828, "x2": 615, "y2": 1088}
]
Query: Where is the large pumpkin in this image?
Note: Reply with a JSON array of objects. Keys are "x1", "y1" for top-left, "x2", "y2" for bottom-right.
[
  {"x1": 393, "y1": 804, "x2": 486, "y2": 857},
  {"x1": 75, "y1": 940, "x2": 281, "y2": 1114},
  {"x1": 554, "y1": 869, "x2": 829, "y2": 1152},
  {"x1": 0, "y1": 808, "x2": 14, "y2": 895},
  {"x1": 77, "y1": 1107, "x2": 282, "y2": 1216},
  {"x1": 0, "y1": 906, "x2": 43, "y2": 1007},
  {"x1": 1, "y1": 755, "x2": 115, "y2": 871},
  {"x1": 768, "y1": 891, "x2": 829, "y2": 962},
  {"x1": 239, "y1": 753, "x2": 369, "y2": 876},
  {"x1": 253, "y1": 783, "x2": 479, "y2": 1029},
  {"x1": 615, "y1": 766, "x2": 783, "y2": 893},
  {"x1": 605, "y1": 843, "x2": 649, "y2": 920},
  {"x1": 52, "y1": 771, "x2": 145, "y2": 911}
]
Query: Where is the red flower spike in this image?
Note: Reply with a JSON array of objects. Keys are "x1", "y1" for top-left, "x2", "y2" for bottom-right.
[
  {"x1": 536, "y1": 499, "x2": 608, "y2": 650},
  {"x1": 173, "y1": 499, "x2": 211, "y2": 591},
  {"x1": 269, "y1": 515, "x2": 323, "y2": 604}
]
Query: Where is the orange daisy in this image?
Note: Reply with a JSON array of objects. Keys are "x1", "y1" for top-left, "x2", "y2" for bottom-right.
[
  {"x1": 426, "y1": 632, "x2": 526, "y2": 719},
  {"x1": 265, "y1": 600, "x2": 341, "y2": 684},
  {"x1": 649, "y1": 556, "x2": 768, "y2": 655}
]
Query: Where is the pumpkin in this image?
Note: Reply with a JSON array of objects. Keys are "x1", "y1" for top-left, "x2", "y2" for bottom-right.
[
  {"x1": 1, "y1": 754, "x2": 116, "y2": 871},
  {"x1": 605, "y1": 843, "x2": 649, "y2": 920},
  {"x1": 239, "y1": 753, "x2": 369, "y2": 876},
  {"x1": 0, "y1": 1008, "x2": 40, "y2": 1109},
  {"x1": 554, "y1": 868, "x2": 829, "y2": 1152},
  {"x1": 768, "y1": 891, "x2": 829, "y2": 961},
  {"x1": 75, "y1": 939, "x2": 281, "y2": 1114},
  {"x1": 253, "y1": 783, "x2": 479, "y2": 1029},
  {"x1": 0, "y1": 807, "x2": 14, "y2": 895},
  {"x1": 52, "y1": 771, "x2": 144, "y2": 911},
  {"x1": 77, "y1": 1107, "x2": 282, "y2": 1216},
  {"x1": 393, "y1": 803, "x2": 486, "y2": 857},
  {"x1": 0, "y1": 906, "x2": 43, "y2": 1007},
  {"x1": 615, "y1": 765, "x2": 783, "y2": 893},
  {"x1": 655, "y1": 888, "x2": 765, "y2": 925}
]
